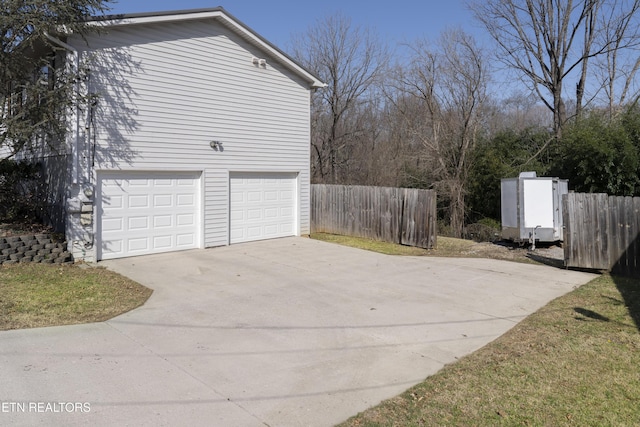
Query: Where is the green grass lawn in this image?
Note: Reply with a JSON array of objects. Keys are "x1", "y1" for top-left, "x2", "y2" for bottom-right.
[
  {"x1": 0, "y1": 263, "x2": 152, "y2": 330},
  {"x1": 312, "y1": 234, "x2": 640, "y2": 426},
  {"x1": 311, "y1": 233, "x2": 475, "y2": 256}
]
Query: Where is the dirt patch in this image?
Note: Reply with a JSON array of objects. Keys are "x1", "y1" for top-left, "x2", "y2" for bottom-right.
[
  {"x1": 312, "y1": 233, "x2": 566, "y2": 269},
  {"x1": 461, "y1": 240, "x2": 565, "y2": 268}
]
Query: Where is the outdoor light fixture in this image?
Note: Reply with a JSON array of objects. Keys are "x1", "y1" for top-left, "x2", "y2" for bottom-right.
[
  {"x1": 210, "y1": 140, "x2": 222, "y2": 151},
  {"x1": 252, "y1": 56, "x2": 267, "y2": 68}
]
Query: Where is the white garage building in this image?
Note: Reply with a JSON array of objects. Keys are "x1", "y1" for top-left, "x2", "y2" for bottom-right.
[{"x1": 36, "y1": 8, "x2": 323, "y2": 261}]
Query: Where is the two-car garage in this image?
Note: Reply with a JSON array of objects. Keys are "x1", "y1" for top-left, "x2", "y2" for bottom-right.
[{"x1": 97, "y1": 171, "x2": 298, "y2": 260}]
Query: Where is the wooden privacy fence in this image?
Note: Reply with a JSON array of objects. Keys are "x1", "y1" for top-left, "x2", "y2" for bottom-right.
[
  {"x1": 311, "y1": 184, "x2": 437, "y2": 249},
  {"x1": 563, "y1": 193, "x2": 640, "y2": 277}
]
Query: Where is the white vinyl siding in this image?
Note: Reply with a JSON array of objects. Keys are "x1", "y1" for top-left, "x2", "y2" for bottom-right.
[{"x1": 70, "y1": 17, "x2": 311, "y2": 258}]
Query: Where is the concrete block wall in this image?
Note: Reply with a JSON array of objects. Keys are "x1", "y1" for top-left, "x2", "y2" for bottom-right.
[{"x1": 0, "y1": 234, "x2": 72, "y2": 265}]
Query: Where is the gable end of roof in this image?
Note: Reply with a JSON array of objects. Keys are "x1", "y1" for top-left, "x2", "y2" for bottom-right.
[{"x1": 88, "y1": 7, "x2": 325, "y2": 89}]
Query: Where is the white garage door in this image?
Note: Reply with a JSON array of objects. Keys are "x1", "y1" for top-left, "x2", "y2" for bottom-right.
[
  {"x1": 229, "y1": 172, "x2": 297, "y2": 244},
  {"x1": 98, "y1": 171, "x2": 200, "y2": 260}
]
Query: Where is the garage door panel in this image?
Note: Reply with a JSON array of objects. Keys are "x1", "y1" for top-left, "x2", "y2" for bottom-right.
[
  {"x1": 128, "y1": 216, "x2": 149, "y2": 230},
  {"x1": 99, "y1": 171, "x2": 200, "y2": 260},
  {"x1": 230, "y1": 172, "x2": 297, "y2": 244},
  {"x1": 264, "y1": 191, "x2": 278, "y2": 201},
  {"x1": 176, "y1": 233, "x2": 196, "y2": 246},
  {"x1": 247, "y1": 209, "x2": 262, "y2": 220},
  {"x1": 129, "y1": 179, "x2": 150, "y2": 187},
  {"x1": 264, "y1": 224, "x2": 278, "y2": 235},
  {"x1": 153, "y1": 194, "x2": 172, "y2": 207},
  {"x1": 247, "y1": 191, "x2": 262, "y2": 202},
  {"x1": 102, "y1": 218, "x2": 123, "y2": 232},
  {"x1": 103, "y1": 239, "x2": 123, "y2": 256},
  {"x1": 128, "y1": 237, "x2": 149, "y2": 252},
  {"x1": 177, "y1": 194, "x2": 195, "y2": 206},
  {"x1": 152, "y1": 235, "x2": 172, "y2": 250},
  {"x1": 247, "y1": 226, "x2": 262, "y2": 238},
  {"x1": 153, "y1": 215, "x2": 172, "y2": 228},
  {"x1": 129, "y1": 195, "x2": 150, "y2": 208},
  {"x1": 230, "y1": 229, "x2": 245, "y2": 241},
  {"x1": 103, "y1": 195, "x2": 123, "y2": 209},
  {"x1": 230, "y1": 210, "x2": 244, "y2": 222},
  {"x1": 230, "y1": 193, "x2": 244, "y2": 204},
  {"x1": 177, "y1": 213, "x2": 195, "y2": 226}
]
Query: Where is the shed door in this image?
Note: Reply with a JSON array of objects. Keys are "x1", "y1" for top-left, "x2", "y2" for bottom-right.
[
  {"x1": 522, "y1": 179, "x2": 554, "y2": 228},
  {"x1": 229, "y1": 172, "x2": 297, "y2": 244},
  {"x1": 98, "y1": 171, "x2": 200, "y2": 260}
]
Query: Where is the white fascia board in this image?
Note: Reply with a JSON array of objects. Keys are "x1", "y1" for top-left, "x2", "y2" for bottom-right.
[
  {"x1": 92, "y1": 10, "x2": 223, "y2": 27},
  {"x1": 90, "y1": 10, "x2": 326, "y2": 90}
]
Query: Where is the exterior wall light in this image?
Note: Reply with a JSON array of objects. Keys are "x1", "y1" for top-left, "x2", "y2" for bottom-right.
[
  {"x1": 252, "y1": 56, "x2": 267, "y2": 68},
  {"x1": 210, "y1": 140, "x2": 222, "y2": 151}
]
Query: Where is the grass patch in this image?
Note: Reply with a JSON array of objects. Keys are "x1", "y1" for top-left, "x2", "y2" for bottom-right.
[
  {"x1": 310, "y1": 233, "x2": 477, "y2": 257},
  {"x1": 0, "y1": 264, "x2": 152, "y2": 330},
  {"x1": 340, "y1": 274, "x2": 640, "y2": 426}
]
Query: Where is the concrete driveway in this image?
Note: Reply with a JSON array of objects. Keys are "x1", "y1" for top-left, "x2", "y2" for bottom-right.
[{"x1": 1, "y1": 237, "x2": 595, "y2": 426}]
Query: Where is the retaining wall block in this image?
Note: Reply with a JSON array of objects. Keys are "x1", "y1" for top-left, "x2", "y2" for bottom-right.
[{"x1": 0, "y1": 233, "x2": 73, "y2": 266}]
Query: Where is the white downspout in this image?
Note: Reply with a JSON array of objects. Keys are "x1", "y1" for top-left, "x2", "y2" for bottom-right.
[{"x1": 43, "y1": 31, "x2": 80, "y2": 185}]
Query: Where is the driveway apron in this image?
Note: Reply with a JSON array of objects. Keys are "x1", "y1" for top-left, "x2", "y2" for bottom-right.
[{"x1": 0, "y1": 237, "x2": 596, "y2": 426}]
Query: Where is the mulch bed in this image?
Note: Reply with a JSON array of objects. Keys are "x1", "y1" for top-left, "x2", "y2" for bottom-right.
[{"x1": 0, "y1": 222, "x2": 55, "y2": 238}]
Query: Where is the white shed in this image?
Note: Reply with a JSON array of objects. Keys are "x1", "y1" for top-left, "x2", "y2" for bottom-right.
[
  {"x1": 37, "y1": 8, "x2": 324, "y2": 261},
  {"x1": 501, "y1": 172, "x2": 569, "y2": 243}
]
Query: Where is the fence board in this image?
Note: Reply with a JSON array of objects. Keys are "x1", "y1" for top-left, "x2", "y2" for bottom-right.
[
  {"x1": 311, "y1": 184, "x2": 436, "y2": 249},
  {"x1": 401, "y1": 188, "x2": 437, "y2": 248},
  {"x1": 564, "y1": 193, "x2": 610, "y2": 269},
  {"x1": 564, "y1": 193, "x2": 640, "y2": 277}
]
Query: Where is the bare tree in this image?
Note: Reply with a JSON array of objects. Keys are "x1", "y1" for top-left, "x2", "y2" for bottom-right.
[
  {"x1": 471, "y1": 0, "x2": 640, "y2": 139},
  {"x1": 290, "y1": 13, "x2": 389, "y2": 184},
  {"x1": 593, "y1": 0, "x2": 640, "y2": 118},
  {"x1": 486, "y1": 92, "x2": 552, "y2": 134},
  {"x1": 387, "y1": 30, "x2": 489, "y2": 237}
]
